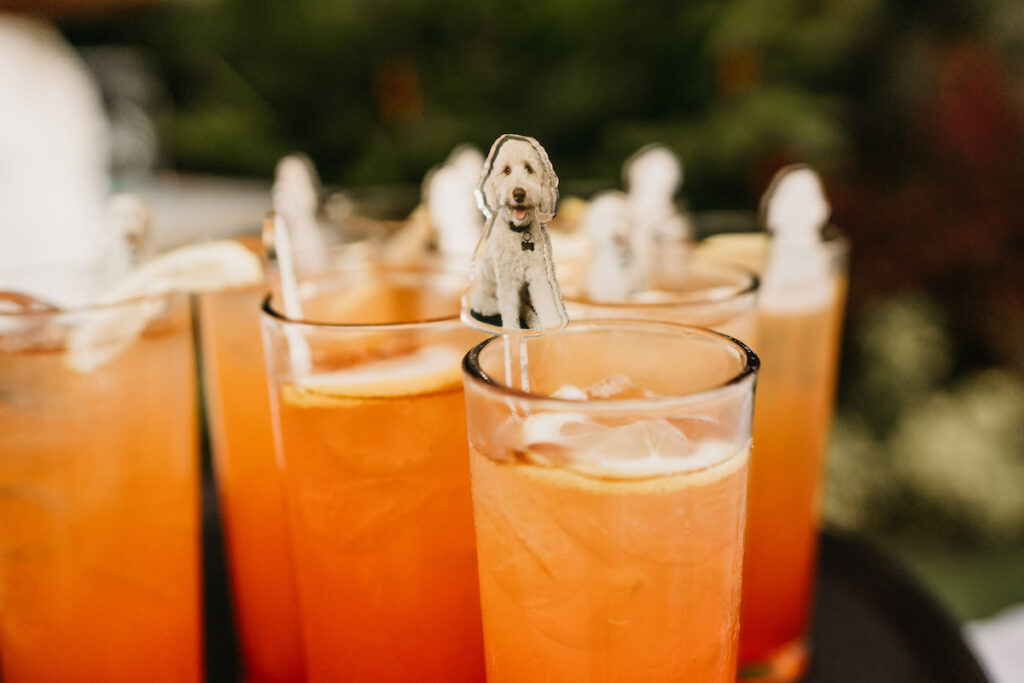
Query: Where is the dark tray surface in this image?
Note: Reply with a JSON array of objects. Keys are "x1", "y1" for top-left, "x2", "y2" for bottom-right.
[{"x1": 804, "y1": 531, "x2": 988, "y2": 682}]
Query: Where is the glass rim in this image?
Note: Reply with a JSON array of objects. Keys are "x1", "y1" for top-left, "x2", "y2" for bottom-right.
[
  {"x1": 0, "y1": 289, "x2": 189, "y2": 321},
  {"x1": 258, "y1": 259, "x2": 471, "y2": 331},
  {"x1": 564, "y1": 259, "x2": 759, "y2": 310},
  {"x1": 462, "y1": 318, "x2": 759, "y2": 411},
  {"x1": 700, "y1": 221, "x2": 849, "y2": 247},
  {"x1": 262, "y1": 255, "x2": 473, "y2": 331},
  {"x1": 260, "y1": 292, "x2": 468, "y2": 331}
]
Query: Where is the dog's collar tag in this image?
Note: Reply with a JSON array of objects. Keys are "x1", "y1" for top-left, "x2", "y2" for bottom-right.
[{"x1": 520, "y1": 229, "x2": 535, "y2": 251}]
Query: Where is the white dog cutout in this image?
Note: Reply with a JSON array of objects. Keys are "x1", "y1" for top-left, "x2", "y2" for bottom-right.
[
  {"x1": 583, "y1": 190, "x2": 644, "y2": 302},
  {"x1": 623, "y1": 144, "x2": 692, "y2": 278},
  {"x1": 759, "y1": 164, "x2": 834, "y2": 311},
  {"x1": 465, "y1": 134, "x2": 567, "y2": 332},
  {"x1": 272, "y1": 153, "x2": 328, "y2": 255},
  {"x1": 429, "y1": 144, "x2": 485, "y2": 257},
  {"x1": 103, "y1": 193, "x2": 155, "y2": 284}
]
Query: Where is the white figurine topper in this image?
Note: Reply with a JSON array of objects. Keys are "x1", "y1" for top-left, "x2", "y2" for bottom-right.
[
  {"x1": 623, "y1": 144, "x2": 693, "y2": 279},
  {"x1": 429, "y1": 144, "x2": 485, "y2": 256},
  {"x1": 103, "y1": 193, "x2": 155, "y2": 284},
  {"x1": 761, "y1": 163, "x2": 831, "y2": 245},
  {"x1": 272, "y1": 153, "x2": 328, "y2": 257},
  {"x1": 0, "y1": 15, "x2": 109, "y2": 307},
  {"x1": 464, "y1": 134, "x2": 567, "y2": 332},
  {"x1": 583, "y1": 190, "x2": 644, "y2": 302},
  {"x1": 759, "y1": 163, "x2": 834, "y2": 311}
]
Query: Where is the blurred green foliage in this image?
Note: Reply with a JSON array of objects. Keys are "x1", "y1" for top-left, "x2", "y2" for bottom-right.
[
  {"x1": 63, "y1": 0, "x2": 896, "y2": 206},
  {"x1": 827, "y1": 294, "x2": 1024, "y2": 547}
]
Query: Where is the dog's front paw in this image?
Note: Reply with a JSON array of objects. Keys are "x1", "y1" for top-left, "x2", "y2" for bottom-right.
[
  {"x1": 500, "y1": 313, "x2": 523, "y2": 330},
  {"x1": 470, "y1": 309, "x2": 503, "y2": 328}
]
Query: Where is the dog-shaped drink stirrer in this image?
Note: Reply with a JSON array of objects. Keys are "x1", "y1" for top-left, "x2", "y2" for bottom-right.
[
  {"x1": 583, "y1": 190, "x2": 644, "y2": 302},
  {"x1": 759, "y1": 163, "x2": 834, "y2": 312},
  {"x1": 462, "y1": 134, "x2": 569, "y2": 391}
]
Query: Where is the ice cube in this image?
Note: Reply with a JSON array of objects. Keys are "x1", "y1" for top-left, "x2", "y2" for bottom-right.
[
  {"x1": 588, "y1": 419, "x2": 693, "y2": 463},
  {"x1": 521, "y1": 411, "x2": 591, "y2": 446},
  {"x1": 551, "y1": 384, "x2": 587, "y2": 400},
  {"x1": 518, "y1": 411, "x2": 735, "y2": 479},
  {"x1": 581, "y1": 374, "x2": 651, "y2": 400}
]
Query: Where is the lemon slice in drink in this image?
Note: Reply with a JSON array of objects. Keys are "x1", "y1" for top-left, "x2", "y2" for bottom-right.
[
  {"x1": 284, "y1": 345, "x2": 464, "y2": 406},
  {"x1": 66, "y1": 241, "x2": 264, "y2": 372},
  {"x1": 98, "y1": 240, "x2": 264, "y2": 304},
  {"x1": 694, "y1": 232, "x2": 769, "y2": 273}
]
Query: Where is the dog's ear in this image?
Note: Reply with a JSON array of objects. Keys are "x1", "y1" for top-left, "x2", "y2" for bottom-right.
[
  {"x1": 529, "y1": 139, "x2": 559, "y2": 221},
  {"x1": 474, "y1": 168, "x2": 495, "y2": 219},
  {"x1": 485, "y1": 165, "x2": 512, "y2": 219},
  {"x1": 476, "y1": 136, "x2": 508, "y2": 219}
]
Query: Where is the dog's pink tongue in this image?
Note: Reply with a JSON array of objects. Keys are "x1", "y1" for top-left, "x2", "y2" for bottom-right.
[{"x1": 513, "y1": 208, "x2": 527, "y2": 221}]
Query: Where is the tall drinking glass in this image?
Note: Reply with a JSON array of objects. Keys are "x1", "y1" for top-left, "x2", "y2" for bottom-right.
[
  {"x1": 464, "y1": 320, "x2": 758, "y2": 682},
  {"x1": 260, "y1": 263, "x2": 486, "y2": 682},
  {"x1": 737, "y1": 231, "x2": 849, "y2": 679},
  {"x1": 200, "y1": 235, "x2": 378, "y2": 682},
  {"x1": 200, "y1": 282, "x2": 305, "y2": 682},
  {"x1": 0, "y1": 291, "x2": 201, "y2": 682}
]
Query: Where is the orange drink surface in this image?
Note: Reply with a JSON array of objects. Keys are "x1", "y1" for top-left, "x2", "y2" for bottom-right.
[
  {"x1": 262, "y1": 271, "x2": 485, "y2": 682},
  {"x1": 470, "y1": 445, "x2": 750, "y2": 682},
  {"x1": 200, "y1": 286, "x2": 305, "y2": 682},
  {"x1": 0, "y1": 295, "x2": 201, "y2": 683},
  {"x1": 739, "y1": 281, "x2": 846, "y2": 672},
  {"x1": 463, "y1": 321, "x2": 758, "y2": 683}
]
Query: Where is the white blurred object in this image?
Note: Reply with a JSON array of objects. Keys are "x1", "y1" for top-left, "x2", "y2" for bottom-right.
[
  {"x1": 261, "y1": 211, "x2": 312, "y2": 376},
  {"x1": 121, "y1": 173, "x2": 270, "y2": 250},
  {"x1": 272, "y1": 153, "x2": 329, "y2": 266},
  {"x1": 0, "y1": 14, "x2": 110, "y2": 306},
  {"x1": 583, "y1": 190, "x2": 643, "y2": 301},
  {"x1": 103, "y1": 192, "x2": 155, "y2": 283},
  {"x1": 759, "y1": 164, "x2": 835, "y2": 312},
  {"x1": 965, "y1": 603, "x2": 1024, "y2": 683},
  {"x1": 623, "y1": 144, "x2": 693, "y2": 278},
  {"x1": 448, "y1": 144, "x2": 485, "y2": 186},
  {"x1": 81, "y1": 46, "x2": 162, "y2": 178},
  {"x1": 428, "y1": 144, "x2": 484, "y2": 256},
  {"x1": 66, "y1": 240, "x2": 264, "y2": 372}
]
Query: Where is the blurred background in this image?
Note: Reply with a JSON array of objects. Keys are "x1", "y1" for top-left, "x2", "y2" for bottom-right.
[{"x1": 4, "y1": 0, "x2": 1024, "y2": 632}]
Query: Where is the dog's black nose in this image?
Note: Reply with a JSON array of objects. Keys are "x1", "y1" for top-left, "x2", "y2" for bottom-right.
[{"x1": 512, "y1": 187, "x2": 526, "y2": 203}]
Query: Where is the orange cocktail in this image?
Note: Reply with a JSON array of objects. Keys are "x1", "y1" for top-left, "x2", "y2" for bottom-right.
[
  {"x1": 699, "y1": 228, "x2": 848, "y2": 678},
  {"x1": 464, "y1": 320, "x2": 758, "y2": 682},
  {"x1": 200, "y1": 284, "x2": 305, "y2": 682},
  {"x1": 0, "y1": 293, "x2": 201, "y2": 682},
  {"x1": 261, "y1": 266, "x2": 485, "y2": 682},
  {"x1": 738, "y1": 240, "x2": 848, "y2": 677}
]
